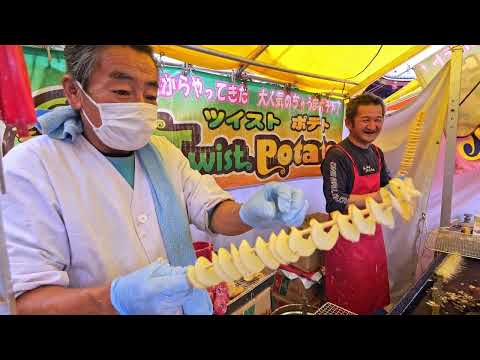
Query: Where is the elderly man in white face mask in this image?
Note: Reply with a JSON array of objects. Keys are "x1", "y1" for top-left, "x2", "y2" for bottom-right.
[{"x1": 2, "y1": 45, "x2": 308, "y2": 315}]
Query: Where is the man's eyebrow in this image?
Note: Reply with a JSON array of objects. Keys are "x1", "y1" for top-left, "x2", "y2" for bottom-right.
[
  {"x1": 146, "y1": 80, "x2": 159, "y2": 88},
  {"x1": 109, "y1": 71, "x2": 134, "y2": 81},
  {"x1": 109, "y1": 71, "x2": 158, "y2": 88}
]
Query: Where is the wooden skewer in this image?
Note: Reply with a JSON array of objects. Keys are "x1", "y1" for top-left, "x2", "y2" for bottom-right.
[
  {"x1": 297, "y1": 200, "x2": 389, "y2": 237},
  {"x1": 297, "y1": 219, "x2": 336, "y2": 236}
]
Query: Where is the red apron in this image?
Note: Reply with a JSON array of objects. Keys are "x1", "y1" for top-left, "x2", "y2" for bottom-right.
[{"x1": 324, "y1": 144, "x2": 390, "y2": 315}]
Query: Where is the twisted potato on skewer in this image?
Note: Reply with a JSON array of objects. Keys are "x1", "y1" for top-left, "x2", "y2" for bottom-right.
[{"x1": 187, "y1": 177, "x2": 421, "y2": 289}]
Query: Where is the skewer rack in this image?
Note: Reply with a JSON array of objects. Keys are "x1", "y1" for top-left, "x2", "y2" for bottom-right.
[
  {"x1": 314, "y1": 302, "x2": 357, "y2": 315},
  {"x1": 226, "y1": 270, "x2": 275, "y2": 314},
  {"x1": 426, "y1": 227, "x2": 480, "y2": 260}
]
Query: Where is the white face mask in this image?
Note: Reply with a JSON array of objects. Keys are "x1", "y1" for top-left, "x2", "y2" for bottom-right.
[{"x1": 76, "y1": 81, "x2": 158, "y2": 151}]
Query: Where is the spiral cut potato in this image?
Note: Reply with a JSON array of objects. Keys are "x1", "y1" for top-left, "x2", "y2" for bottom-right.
[
  {"x1": 187, "y1": 177, "x2": 421, "y2": 289},
  {"x1": 397, "y1": 111, "x2": 425, "y2": 177}
]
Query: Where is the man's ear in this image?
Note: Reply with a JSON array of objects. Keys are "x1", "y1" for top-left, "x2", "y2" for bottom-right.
[
  {"x1": 62, "y1": 74, "x2": 82, "y2": 110},
  {"x1": 345, "y1": 118, "x2": 353, "y2": 131}
]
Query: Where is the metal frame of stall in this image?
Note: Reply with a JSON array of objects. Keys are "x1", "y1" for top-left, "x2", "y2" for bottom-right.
[
  {"x1": 0, "y1": 45, "x2": 466, "y2": 315},
  {"x1": 440, "y1": 46, "x2": 464, "y2": 227}
]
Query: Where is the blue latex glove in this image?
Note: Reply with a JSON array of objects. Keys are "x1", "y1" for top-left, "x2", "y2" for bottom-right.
[
  {"x1": 182, "y1": 288, "x2": 213, "y2": 315},
  {"x1": 110, "y1": 259, "x2": 192, "y2": 315},
  {"x1": 239, "y1": 182, "x2": 309, "y2": 229}
]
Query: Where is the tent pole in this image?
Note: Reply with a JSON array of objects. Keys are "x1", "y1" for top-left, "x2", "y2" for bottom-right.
[
  {"x1": 0, "y1": 121, "x2": 16, "y2": 315},
  {"x1": 440, "y1": 45, "x2": 464, "y2": 227},
  {"x1": 235, "y1": 45, "x2": 269, "y2": 78},
  {"x1": 159, "y1": 61, "x2": 348, "y2": 99},
  {"x1": 177, "y1": 45, "x2": 359, "y2": 86}
]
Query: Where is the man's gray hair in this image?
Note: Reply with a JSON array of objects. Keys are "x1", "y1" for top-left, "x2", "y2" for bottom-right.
[{"x1": 64, "y1": 45, "x2": 157, "y2": 90}]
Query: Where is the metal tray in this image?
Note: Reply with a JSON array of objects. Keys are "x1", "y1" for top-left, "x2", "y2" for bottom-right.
[{"x1": 389, "y1": 253, "x2": 445, "y2": 315}]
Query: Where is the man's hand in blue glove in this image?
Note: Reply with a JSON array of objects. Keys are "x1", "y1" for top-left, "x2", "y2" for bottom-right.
[
  {"x1": 110, "y1": 259, "x2": 193, "y2": 315},
  {"x1": 182, "y1": 288, "x2": 213, "y2": 315},
  {"x1": 239, "y1": 181, "x2": 309, "y2": 229}
]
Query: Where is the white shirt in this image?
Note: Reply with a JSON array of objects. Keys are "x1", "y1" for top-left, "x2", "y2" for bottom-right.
[{"x1": 2, "y1": 134, "x2": 233, "y2": 299}]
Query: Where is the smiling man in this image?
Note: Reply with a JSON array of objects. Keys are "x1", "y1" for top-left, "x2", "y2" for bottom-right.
[
  {"x1": 320, "y1": 93, "x2": 392, "y2": 315},
  {"x1": 2, "y1": 45, "x2": 308, "y2": 315}
]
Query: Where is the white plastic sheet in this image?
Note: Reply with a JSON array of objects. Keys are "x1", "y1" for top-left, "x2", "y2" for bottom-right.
[{"x1": 374, "y1": 64, "x2": 450, "y2": 302}]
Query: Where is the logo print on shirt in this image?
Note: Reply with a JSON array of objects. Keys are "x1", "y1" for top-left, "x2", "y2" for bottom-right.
[{"x1": 363, "y1": 165, "x2": 376, "y2": 174}]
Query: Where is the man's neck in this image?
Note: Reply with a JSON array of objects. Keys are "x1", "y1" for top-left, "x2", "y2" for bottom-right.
[
  {"x1": 102, "y1": 151, "x2": 134, "y2": 158},
  {"x1": 347, "y1": 135, "x2": 371, "y2": 150}
]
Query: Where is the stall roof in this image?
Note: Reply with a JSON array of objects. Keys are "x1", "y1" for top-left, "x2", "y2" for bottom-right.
[
  {"x1": 153, "y1": 45, "x2": 429, "y2": 96},
  {"x1": 384, "y1": 79, "x2": 421, "y2": 104}
]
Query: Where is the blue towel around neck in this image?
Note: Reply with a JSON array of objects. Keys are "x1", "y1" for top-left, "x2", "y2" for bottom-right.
[
  {"x1": 36, "y1": 106, "x2": 84, "y2": 142},
  {"x1": 137, "y1": 144, "x2": 196, "y2": 267},
  {"x1": 37, "y1": 106, "x2": 196, "y2": 267}
]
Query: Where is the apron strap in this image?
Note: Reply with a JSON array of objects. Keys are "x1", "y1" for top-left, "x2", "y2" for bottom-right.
[
  {"x1": 332, "y1": 144, "x2": 360, "y2": 181},
  {"x1": 334, "y1": 143, "x2": 382, "y2": 175},
  {"x1": 371, "y1": 144, "x2": 382, "y2": 172},
  {"x1": 331, "y1": 144, "x2": 359, "y2": 175}
]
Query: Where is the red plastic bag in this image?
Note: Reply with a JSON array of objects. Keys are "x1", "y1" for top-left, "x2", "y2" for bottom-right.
[
  {"x1": 208, "y1": 282, "x2": 229, "y2": 315},
  {"x1": 192, "y1": 241, "x2": 213, "y2": 261},
  {"x1": 0, "y1": 45, "x2": 36, "y2": 137}
]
